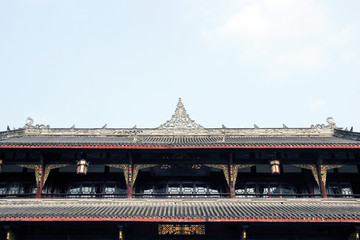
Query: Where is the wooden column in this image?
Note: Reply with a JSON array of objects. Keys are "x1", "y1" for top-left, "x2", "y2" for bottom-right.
[
  {"x1": 35, "y1": 154, "x2": 45, "y2": 199},
  {"x1": 18, "y1": 162, "x2": 69, "y2": 199},
  {"x1": 228, "y1": 153, "x2": 236, "y2": 198},
  {"x1": 316, "y1": 156, "x2": 327, "y2": 198},
  {"x1": 204, "y1": 164, "x2": 254, "y2": 198},
  {"x1": 126, "y1": 153, "x2": 134, "y2": 199}
]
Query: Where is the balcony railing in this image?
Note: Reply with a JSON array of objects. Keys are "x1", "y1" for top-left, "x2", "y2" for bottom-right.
[{"x1": 0, "y1": 193, "x2": 359, "y2": 199}]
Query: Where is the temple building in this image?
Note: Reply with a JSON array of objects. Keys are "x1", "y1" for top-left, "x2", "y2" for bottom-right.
[{"x1": 1, "y1": 98, "x2": 360, "y2": 240}]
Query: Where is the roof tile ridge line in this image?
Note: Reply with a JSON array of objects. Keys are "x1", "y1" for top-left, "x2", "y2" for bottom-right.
[
  {"x1": 0, "y1": 128, "x2": 26, "y2": 141},
  {"x1": 334, "y1": 129, "x2": 360, "y2": 141}
]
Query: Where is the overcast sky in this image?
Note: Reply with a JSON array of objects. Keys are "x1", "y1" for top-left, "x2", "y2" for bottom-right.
[{"x1": 1, "y1": 0, "x2": 359, "y2": 131}]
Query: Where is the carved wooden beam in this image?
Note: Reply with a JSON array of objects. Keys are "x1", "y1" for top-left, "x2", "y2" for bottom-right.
[
  {"x1": 106, "y1": 164, "x2": 130, "y2": 184},
  {"x1": 293, "y1": 164, "x2": 343, "y2": 187},
  {"x1": 204, "y1": 164, "x2": 254, "y2": 187},
  {"x1": 18, "y1": 164, "x2": 69, "y2": 187},
  {"x1": 106, "y1": 164, "x2": 158, "y2": 185}
]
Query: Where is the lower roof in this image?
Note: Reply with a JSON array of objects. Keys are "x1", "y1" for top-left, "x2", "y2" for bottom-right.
[{"x1": 1, "y1": 198, "x2": 360, "y2": 223}]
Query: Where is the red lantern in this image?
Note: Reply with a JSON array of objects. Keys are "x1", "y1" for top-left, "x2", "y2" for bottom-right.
[
  {"x1": 270, "y1": 160, "x2": 280, "y2": 175},
  {"x1": 77, "y1": 159, "x2": 89, "y2": 174}
]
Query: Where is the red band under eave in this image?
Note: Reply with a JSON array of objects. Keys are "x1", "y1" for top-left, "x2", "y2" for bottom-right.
[
  {"x1": 0, "y1": 216, "x2": 359, "y2": 223},
  {"x1": 0, "y1": 144, "x2": 359, "y2": 149}
]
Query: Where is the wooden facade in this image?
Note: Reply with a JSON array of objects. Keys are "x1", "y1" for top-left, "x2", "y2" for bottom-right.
[{"x1": 1, "y1": 99, "x2": 360, "y2": 239}]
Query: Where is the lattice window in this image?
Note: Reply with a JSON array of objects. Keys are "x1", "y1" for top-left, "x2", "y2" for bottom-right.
[
  {"x1": 341, "y1": 183, "x2": 353, "y2": 196},
  {"x1": 168, "y1": 184, "x2": 181, "y2": 194},
  {"x1": 268, "y1": 184, "x2": 280, "y2": 194},
  {"x1": 104, "y1": 186, "x2": 115, "y2": 194},
  {"x1": 182, "y1": 183, "x2": 193, "y2": 194},
  {"x1": 8, "y1": 184, "x2": 19, "y2": 195},
  {"x1": 195, "y1": 184, "x2": 207, "y2": 194},
  {"x1": 69, "y1": 185, "x2": 81, "y2": 194},
  {"x1": 0, "y1": 184, "x2": 7, "y2": 194},
  {"x1": 208, "y1": 183, "x2": 220, "y2": 198},
  {"x1": 281, "y1": 184, "x2": 294, "y2": 197},
  {"x1": 81, "y1": 185, "x2": 94, "y2": 194},
  {"x1": 328, "y1": 184, "x2": 340, "y2": 195}
]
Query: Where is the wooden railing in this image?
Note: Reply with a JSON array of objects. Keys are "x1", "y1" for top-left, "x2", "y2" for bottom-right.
[{"x1": 0, "y1": 193, "x2": 359, "y2": 198}]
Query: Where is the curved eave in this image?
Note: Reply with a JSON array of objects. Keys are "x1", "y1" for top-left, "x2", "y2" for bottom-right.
[{"x1": 1, "y1": 144, "x2": 360, "y2": 149}]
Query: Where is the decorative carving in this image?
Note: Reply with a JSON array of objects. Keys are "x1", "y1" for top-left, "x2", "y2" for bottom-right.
[
  {"x1": 192, "y1": 164, "x2": 202, "y2": 169},
  {"x1": 44, "y1": 164, "x2": 69, "y2": 183},
  {"x1": 161, "y1": 164, "x2": 172, "y2": 169},
  {"x1": 133, "y1": 164, "x2": 157, "y2": 183},
  {"x1": 327, "y1": 117, "x2": 337, "y2": 129},
  {"x1": 158, "y1": 224, "x2": 205, "y2": 235},
  {"x1": 310, "y1": 117, "x2": 337, "y2": 129},
  {"x1": 106, "y1": 164, "x2": 157, "y2": 185},
  {"x1": 23, "y1": 117, "x2": 50, "y2": 129},
  {"x1": 158, "y1": 98, "x2": 203, "y2": 129},
  {"x1": 283, "y1": 124, "x2": 288, "y2": 128},
  {"x1": 254, "y1": 124, "x2": 259, "y2": 129},
  {"x1": 205, "y1": 164, "x2": 254, "y2": 186},
  {"x1": 24, "y1": 117, "x2": 34, "y2": 129},
  {"x1": 18, "y1": 164, "x2": 68, "y2": 187},
  {"x1": 205, "y1": 164, "x2": 228, "y2": 183},
  {"x1": 293, "y1": 164, "x2": 343, "y2": 187},
  {"x1": 18, "y1": 164, "x2": 42, "y2": 187},
  {"x1": 231, "y1": 164, "x2": 254, "y2": 186},
  {"x1": 106, "y1": 164, "x2": 130, "y2": 184}
]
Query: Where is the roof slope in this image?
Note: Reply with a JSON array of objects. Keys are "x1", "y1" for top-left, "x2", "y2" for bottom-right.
[{"x1": 1, "y1": 198, "x2": 360, "y2": 223}]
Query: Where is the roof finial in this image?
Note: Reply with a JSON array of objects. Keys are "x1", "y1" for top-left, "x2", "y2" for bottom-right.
[{"x1": 158, "y1": 98, "x2": 203, "y2": 129}]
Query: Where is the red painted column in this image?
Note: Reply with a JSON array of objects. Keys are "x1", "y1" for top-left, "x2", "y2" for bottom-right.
[
  {"x1": 35, "y1": 156, "x2": 45, "y2": 199},
  {"x1": 229, "y1": 153, "x2": 236, "y2": 198},
  {"x1": 126, "y1": 153, "x2": 133, "y2": 199},
  {"x1": 126, "y1": 167, "x2": 133, "y2": 199},
  {"x1": 316, "y1": 158, "x2": 327, "y2": 198}
]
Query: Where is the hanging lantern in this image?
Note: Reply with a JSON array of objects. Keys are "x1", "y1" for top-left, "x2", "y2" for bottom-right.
[
  {"x1": 0, "y1": 159, "x2": 3, "y2": 173},
  {"x1": 77, "y1": 159, "x2": 89, "y2": 174},
  {"x1": 240, "y1": 226, "x2": 248, "y2": 240},
  {"x1": 242, "y1": 228, "x2": 247, "y2": 240},
  {"x1": 118, "y1": 225, "x2": 124, "y2": 240},
  {"x1": 6, "y1": 230, "x2": 14, "y2": 240},
  {"x1": 270, "y1": 160, "x2": 280, "y2": 175},
  {"x1": 351, "y1": 230, "x2": 360, "y2": 240},
  {"x1": 119, "y1": 229, "x2": 123, "y2": 240}
]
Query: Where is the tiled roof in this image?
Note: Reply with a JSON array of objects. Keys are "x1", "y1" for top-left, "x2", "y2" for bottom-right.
[
  {"x1": 1, "y1": 199, "x2": 360, "y2": 223},
  {"x1": 1, "y1": 135, "x2": 360, "y2": 149}
]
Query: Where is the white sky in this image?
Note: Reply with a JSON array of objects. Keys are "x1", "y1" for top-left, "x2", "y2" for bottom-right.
[{"x1": 1, "y1": 0, "x2": 359, "y2": 130}]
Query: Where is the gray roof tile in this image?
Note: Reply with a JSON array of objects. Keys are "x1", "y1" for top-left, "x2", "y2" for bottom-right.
[{"x1": 0, "y1": 199, "x2": 360, "y2": 222}]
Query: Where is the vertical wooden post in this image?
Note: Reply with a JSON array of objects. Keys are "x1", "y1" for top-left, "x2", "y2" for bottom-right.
[
  {"x1": 229, "y1": 153, "x2": 236, "y2": 198},
  {"x1": 316, "y1": 156, "x2": 327, "y2": 198},
  {"x1": 126, "y1": 153, "x2": 133, "y2": 199},
  {"x1": 35, "y1": 154, "x2": 45, "y2": 199}
]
